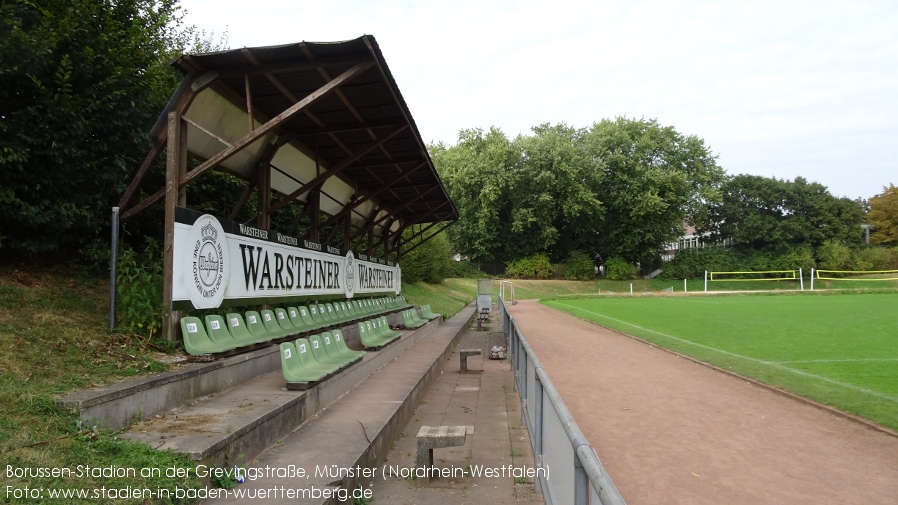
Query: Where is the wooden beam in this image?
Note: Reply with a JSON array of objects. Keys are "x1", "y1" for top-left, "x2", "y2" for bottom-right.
[
  {"x1": 351, "y1": 186, "x2": 439, "y2": 240},
  {"x1": 118, "y1": 135, "x2": 166, "y2": 211},
  {"x1": 177, "y1": 60, "x2": 375, "y2": 190},
  {"x1": 398, "y1": 222, "x2": 454, "y2": 260}
]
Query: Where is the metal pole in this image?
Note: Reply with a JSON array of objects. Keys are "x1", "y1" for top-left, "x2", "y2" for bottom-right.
[
  {"x1": 109, "y1": 207, "x2": 120, "y2": 330},
  {"x1": 574, "y1": 451, "x2": 589, "y2": 505},
  {"x1": 799, "y1": 268, "x2": 804, "y2": 291},
  {"x1": 704, "y1": 270, "x2": 708, "y2": 292},
  {"x1": 534, "y1": 374, "x2": 544, "y2": 495},
  {"x1": 811, "y1": 268, "x2": 815, "y2": 291}
]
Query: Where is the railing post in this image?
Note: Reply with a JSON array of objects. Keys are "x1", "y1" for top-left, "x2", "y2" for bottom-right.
[
  {"x1": 534, "y1": 373, "x2": 544, "y2": 494},
  {"x1": 520, "y1": 347, "x2": 528, "y2": 427},
  {"x1": 574, "y1": 450, "x2": 589, "y2": 505}
]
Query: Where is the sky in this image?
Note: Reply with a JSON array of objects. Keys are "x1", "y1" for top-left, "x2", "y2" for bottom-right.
[{"x1": 178, "y1": 0, "x2": 897, "y2": 200}]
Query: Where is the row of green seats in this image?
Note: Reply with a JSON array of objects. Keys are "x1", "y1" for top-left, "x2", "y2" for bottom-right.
[
  {"x1": 402, "y1": 308, "x2": 429, "y2": 329},
  {"x1": 280, "y1": 330, "x2": 366, "y2": 384},
  {"x1": 181, "y1": 296, "x2": 412, "y2": 356},
  {"x1": 357, "y1": 316, "x2": 403, "y2": 349}
]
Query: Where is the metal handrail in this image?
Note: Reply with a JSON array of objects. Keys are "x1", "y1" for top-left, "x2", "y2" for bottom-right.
[{"x1": 500, "y1": 297, "x2": 626, "y2": 505}]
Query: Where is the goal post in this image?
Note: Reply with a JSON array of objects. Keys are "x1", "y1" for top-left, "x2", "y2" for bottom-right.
[
  {"x1": 499, "y1": 280, "x2": 515, "y2": 304},
  {"x1": 811, "y1": 268, "x2": 898, "y2": 290},
  {"x1": 705, "y1": 269, "x2": 803, "y2": 291}
]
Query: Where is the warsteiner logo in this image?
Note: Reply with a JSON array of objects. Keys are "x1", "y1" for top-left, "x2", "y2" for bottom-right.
[
  {"x1": 344, "y1": 251, "x2": 356, "y2": 298},
  {"x1": 185, "y1": 215, "x2": 229, "y2": 309}
]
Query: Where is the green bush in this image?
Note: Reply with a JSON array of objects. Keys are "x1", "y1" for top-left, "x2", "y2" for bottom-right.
[
  {"x1": 605, "y1": 256, "x2": 638, "y2": 280},
  {"x1": 116, "y1": 241, "x2": 163, "y2": 338},
  {"x1": 817, "y1": 241, "x2": 854, "y2": 270},
  {"x1": 771, "y1": 246, "x2": 815, "y2": 272},
  {"x1": 400, "y1": 232, "x2": 453, "y2": 283},
  {"x1": 854, "y1": 246, "x2": 897, "y2": 271},
  {"x1": 505, "y1": 253, "x2": 553, "y2": 279},
  {"x1": 563, "y1": 250, "x2": 595, "y2": 280}
]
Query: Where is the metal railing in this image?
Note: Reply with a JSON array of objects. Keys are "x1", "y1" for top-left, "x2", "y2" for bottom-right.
[{"x1": 500, "y1": 297, "x2": 626, "y2": 505}]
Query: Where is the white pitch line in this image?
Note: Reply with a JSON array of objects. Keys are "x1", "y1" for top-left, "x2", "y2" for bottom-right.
[
  {"x1": 776, "y1": 358, "x2": 898, "y2": 364},
  {"x1": 550, "y1": 301, "x2": 898, "y2": 404}
]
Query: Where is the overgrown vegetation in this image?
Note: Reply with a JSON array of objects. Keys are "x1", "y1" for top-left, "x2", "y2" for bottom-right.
[
  {"x1": 505, "y1": 253, "x2": 553, "y2": 279},
  {"x1": 562, "y1": 250, "x2": 595, "y2": 280},
  {"x1": 661, "y1": 243, "x2": 898, "y2": 280},
  {"x1": 0, "y1": 265, "x2": 201, "y2": 503}
]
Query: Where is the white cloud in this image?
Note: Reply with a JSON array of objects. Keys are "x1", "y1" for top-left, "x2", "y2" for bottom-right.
[{"x1": 179, "y1": 0, "x2": 898, "y2": 199}]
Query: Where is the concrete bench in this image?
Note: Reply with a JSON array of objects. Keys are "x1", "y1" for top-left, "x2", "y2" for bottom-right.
[
  {"x1": 416, "y1": 425, "x2": 468, "y2": 469},
  {"x1": 459, "y1": 348, "x2": 481, "y2": 373}
]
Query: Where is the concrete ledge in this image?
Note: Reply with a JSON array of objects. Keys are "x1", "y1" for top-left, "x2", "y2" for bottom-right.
[{"x1": 416, "y1": 425, "x2": 468, "y2": 468}]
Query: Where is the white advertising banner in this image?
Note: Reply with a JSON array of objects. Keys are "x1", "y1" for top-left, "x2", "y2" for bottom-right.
[{"x1": 172, "y1": 208, "x2": 401, "y2": 309}]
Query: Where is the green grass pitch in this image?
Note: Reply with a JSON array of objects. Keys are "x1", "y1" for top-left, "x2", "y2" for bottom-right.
[{"x1": 542, "y1": 293, "x2": 898, "y2": 431}]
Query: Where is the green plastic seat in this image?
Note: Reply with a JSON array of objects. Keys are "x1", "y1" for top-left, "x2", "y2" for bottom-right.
[
  {"x1": 226, "y1": 312, "x2": 267, "y2": 345},
  {"x1": 402, "y1": 308, "x2": 427, "y2": 329},
  {"x1": 308, "y1": 334, "x2": 350, "y2": 368},
  {"x1": 204, "y1": 315, "x2": 242, "y2": 350},
  {"x1": 358, "y1": 320, "x2": 387, "y2": 348},
  {"x1": 374, "y1": 316, "x2": 401, "y2": 340},
  {"x1": 274, "y1": 308, "x2": 300, "y2": 336},
  {"x1": 279, "y1": 342, "x2": 327, "y2": 383},
  {"x1": 261, "y1": 309, "x2": 290, "y2": 339},
  {"x1": 420, "y1": 305, "x2": 442, "y2": 320},
  {"x1": 286, "y1": 307, "x2": 310, "y2": 333},
  {"x1": 294, "y1": 337, "x2": 341, "y2": 375},
  {"x1": 329, "y1": 329, "x2": 366, "y2": 360},
  {"x1": 245, "y1": 310, "x2": 274, "y2": 342},
  {"x1": 296, "y1": 305, "x2": 324, "y2": 331},
  {"x1": 181, "y1": 317, "x2": 228, "y2": 355},
  {"x1": 313, "y1": 303, "x2": 332, "y2": 326},
  {"x1": 308, "y1": 304, "x2": 328, "y2": 328},
  {"x1": 330, "y1": 302, "x2": 348, "y2": 324},
  {"x1": 322, "y1": 330, "x2": 365, "y2": 361},
  {"x1": 323, "y1": 303, "x2": 342, "y2": 324}
]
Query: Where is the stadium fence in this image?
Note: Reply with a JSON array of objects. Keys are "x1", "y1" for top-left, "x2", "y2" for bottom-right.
[{"x1": 499, "y1": 296, "x2": 626, "y2": 505}]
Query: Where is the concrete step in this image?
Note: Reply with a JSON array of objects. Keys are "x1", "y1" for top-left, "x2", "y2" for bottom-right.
[
  {"x1": 203, "y1": 304, "x2": 476, "y2": 504},
  {"x1": 57, "y1": 310, "x2": 412, "y2": 430}
]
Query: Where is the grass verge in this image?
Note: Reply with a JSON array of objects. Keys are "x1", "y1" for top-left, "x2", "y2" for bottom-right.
[{"x1": 0, "y1": 265, "x2": 201, "y2": 503}]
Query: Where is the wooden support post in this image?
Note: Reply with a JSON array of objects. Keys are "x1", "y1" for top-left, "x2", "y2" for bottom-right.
[{"x1": 162, "y1": 113, "x2": 187, "y2": 342}]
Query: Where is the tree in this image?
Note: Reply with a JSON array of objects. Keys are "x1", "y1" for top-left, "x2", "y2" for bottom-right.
[
  {"x1": 431, "y1": 128, "x2": 518, "y2": 263},
  {"x1": 433, "y1": 119, "x2": 725, "y2": 270},
  {"x1": 701, "y1": 175, "x2": 864, "y2": 251},
  {"x1": 867, "y1": 183, "x2": 898, "y2": 246},
  {"x1": 0, "y1": 0, "x2": 220, "y2": 256},
  {"x1": 585, "y1": 117, "x2": 725, "y2": 268},
  {"x1": 509, "y1": 123, "x2": 603, "y2": 261}
]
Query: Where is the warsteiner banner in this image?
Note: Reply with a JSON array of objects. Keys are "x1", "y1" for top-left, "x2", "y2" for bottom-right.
[{"x1": 172, "y1": 208, "x2": 401, "y2": 309}]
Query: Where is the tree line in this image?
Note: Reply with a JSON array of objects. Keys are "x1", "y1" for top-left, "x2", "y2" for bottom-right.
[{"x1": 431, "y1": 121, "x2": 897, "y2": 280}]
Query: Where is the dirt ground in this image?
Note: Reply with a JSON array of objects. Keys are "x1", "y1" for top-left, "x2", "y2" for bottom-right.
[{"x1": 507, "y1": 299, "x2": 898, "y2": 505}]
